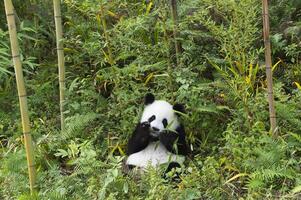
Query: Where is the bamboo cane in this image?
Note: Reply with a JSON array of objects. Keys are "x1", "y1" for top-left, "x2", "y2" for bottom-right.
[
  {"x1": 162, "y1": 15, "x2": 175, "y2": 100},
  {"x1": 53, "y1": 0, "x2": 65, "y2": 130},
  {"x1": 262, "y1": 0, "x2": 277, "y2": 136},
  {"x1": 170, "y1": 0, "x2": 180, "y2": 67},
  {"x1": 4, "y1": 0, "x2": 36, "y2": 193}
]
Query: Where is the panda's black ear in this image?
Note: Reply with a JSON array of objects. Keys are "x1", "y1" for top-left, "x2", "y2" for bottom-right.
[
  {"x1": 145, "y1": 93, "x2": 155, "y2": 105},
  {"x1": 173, "y1": 103, "x2": 185, "y2": 116}
]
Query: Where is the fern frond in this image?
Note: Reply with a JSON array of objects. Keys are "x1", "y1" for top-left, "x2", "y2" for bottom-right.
[
  {"x1": 62, "y1": 113, "x2": 100, "y2": 140},
  {"x1": 247, "y1": 167, "x2": 295, "y2": 190},
  {"x1": 251, "y1": 167, "x2": 294, "y2": 182}
]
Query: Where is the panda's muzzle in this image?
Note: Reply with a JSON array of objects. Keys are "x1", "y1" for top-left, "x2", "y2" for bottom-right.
[
  {"x1": 151, "y1": 127, "x2": 160, "y2": 132},
  {"x1": 150, "y1": 126, "x2": 161, "y2": 138}
]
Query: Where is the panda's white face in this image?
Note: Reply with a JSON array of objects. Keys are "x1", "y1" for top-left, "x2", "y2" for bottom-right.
[{"x1": 140, "y1": 100, "x2": 179, "y2": 137}]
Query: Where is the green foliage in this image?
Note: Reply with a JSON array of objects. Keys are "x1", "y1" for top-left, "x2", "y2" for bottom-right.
[
  {"x1": 0, "y1": 23, "x2": 40, "y2": 92},
  {"x1": 1, "y1": 0, "x2": 301, "y2": 199}
]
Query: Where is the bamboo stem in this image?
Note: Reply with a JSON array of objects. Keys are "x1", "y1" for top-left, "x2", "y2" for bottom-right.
[
  {"x1": 161, "y1": 10, "x2": 175, "y2": 100},
  {"x1": 170, "y1": 0, "x2": 180, "y2": 67},
  {"x1": 53, "y1": 0, "x2": 65, "y2": 130},
  {"x1": 262, "y1": 0, "x2": 277, "y2": 136},
  {"x1": 4, "y1": 0, "x2": 36, "y2": 193}
]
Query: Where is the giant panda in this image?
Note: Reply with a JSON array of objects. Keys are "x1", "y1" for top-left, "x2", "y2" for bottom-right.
[{"x1": 126, "y1": 93, "x2": 189, "y2": 172}]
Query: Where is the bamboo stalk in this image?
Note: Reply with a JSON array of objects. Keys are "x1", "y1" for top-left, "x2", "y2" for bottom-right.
[
  {"x1": 53, "y1": 0, "x2": 65, "y2": 130},
  {"x1": 4, "y1": 0, "x2": 36, "y2": 193},
  {"x1": 170, "y1": 0, "x2": 180, "y2": 67},
  {"x1": 262, "y1": 0, "x2": 277, "y2": 136},
  {"x1": 161, "y1": 8, "x2": 175, "y2": 100}
]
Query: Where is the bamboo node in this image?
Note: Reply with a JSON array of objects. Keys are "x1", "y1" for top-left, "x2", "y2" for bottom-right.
[
  {"x1": 23, "y1": 131, "x2": 31, "y2": 135},
  {"x1": 12, "y1": 54, "x2": 20, "y2": 58},
  {"x1": 29, "y1": 164, "x2": 36, "y2": 168},
  {"x1": 6, "y1": 13, "x2": 14, "y2": 16},
  {"x1": 19, "y1": 94, "x2": 28, "y2": 98},
  {"x1": 55, "y1": 15, "x2": 62, "y2": 18},
  {"x1": 264, "y1": 40, "x2": 270, "y2": 45}
]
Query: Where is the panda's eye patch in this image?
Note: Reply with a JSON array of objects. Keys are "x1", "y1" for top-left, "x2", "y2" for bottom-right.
[
  {"x1": 148, "y1": 115, "x2": 156, "y2": 122},
  {"x1": 162, "y1": 118, "x2": 168, "y2": 128}
]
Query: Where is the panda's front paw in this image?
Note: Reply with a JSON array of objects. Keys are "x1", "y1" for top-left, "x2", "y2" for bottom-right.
[
  {"x1": 141, "y1": 121, "x2": 150, "y2": 129},
  {"x1": 159, "y1": 131, "x2": 177, "y2": 145}
]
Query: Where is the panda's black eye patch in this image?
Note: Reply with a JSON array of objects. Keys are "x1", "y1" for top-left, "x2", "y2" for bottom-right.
[
  {"x1": 162, "y1": 118, "x2": 168, "y2": 128},
  {"x1": 148, "y1": 115, "x2": 156, "y2": 122}
]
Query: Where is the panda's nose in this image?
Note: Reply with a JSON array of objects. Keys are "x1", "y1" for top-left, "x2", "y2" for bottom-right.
[{"x1": 152, "y1": 127, "x2": 159, "y2": 132}]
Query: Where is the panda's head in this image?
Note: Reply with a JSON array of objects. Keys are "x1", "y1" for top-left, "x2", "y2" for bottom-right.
[{"x1": 140, "y1": 93, "x2": 185, "y2": 137}]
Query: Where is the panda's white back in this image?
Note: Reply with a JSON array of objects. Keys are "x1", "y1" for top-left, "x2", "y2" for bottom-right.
[{"x1": 126, "y1": 142, "x2": 185, "y2": 169}]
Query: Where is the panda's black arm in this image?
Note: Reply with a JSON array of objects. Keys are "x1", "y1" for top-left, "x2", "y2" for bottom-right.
[
  {"x1": 127, "y1": 122, "x2": 151, "y2": 155},
  {"x1": 159, "y1": 125, "x2": 189, "y2": 155}
]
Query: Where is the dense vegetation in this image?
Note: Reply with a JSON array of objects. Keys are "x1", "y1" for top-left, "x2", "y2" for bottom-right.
[{"x1": 0, "y1": 0, "x2": 301, "y2": 199}]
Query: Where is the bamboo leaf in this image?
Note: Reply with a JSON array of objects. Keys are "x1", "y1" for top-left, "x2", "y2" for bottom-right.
[
  {"x1": 144, "y1": 72, "x2": 154, "y2": 85},
  {"x1": 225, "y1": 173, "x2": 248, "y2": 184},
  {"x1": 291, "y1": 185, "x2": 301, "y2": 194},
  {"x1": 146, "y1": 1, "x2": 153, "y2": 14},
  {"x1": 293, "y1": 82, "x2": 301, "y2": 90},
  {"x1": 272, "y1": 59, "x2": 282, "y2": 72}
]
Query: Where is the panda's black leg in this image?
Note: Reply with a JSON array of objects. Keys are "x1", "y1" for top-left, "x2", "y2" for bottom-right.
[
  {"x1": 159, "y1": 125, "x2": 188, "y2": 155},
  {"x1": 127, "y1": 122, "x2": 151, "y2": 155},
  {"x1": 127, "y1": 164, "x2": 136, "y2": 170},
  {"x1": 165, "y1": 162, "x2": 181, "y2": 173}
]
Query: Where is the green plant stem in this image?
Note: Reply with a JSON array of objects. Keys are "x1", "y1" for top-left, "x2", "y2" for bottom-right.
[
  {"x1": 170, "y1": 0, "x2": 180, "y2": 67},
  {"x1": 100, "y1": 5, "x2": 114, "y2": 66}
]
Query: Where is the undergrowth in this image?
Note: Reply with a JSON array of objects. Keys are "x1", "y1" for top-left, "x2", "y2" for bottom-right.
[{"x1": 0, "y1": 0, "x2": 301, "y2": 199}]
